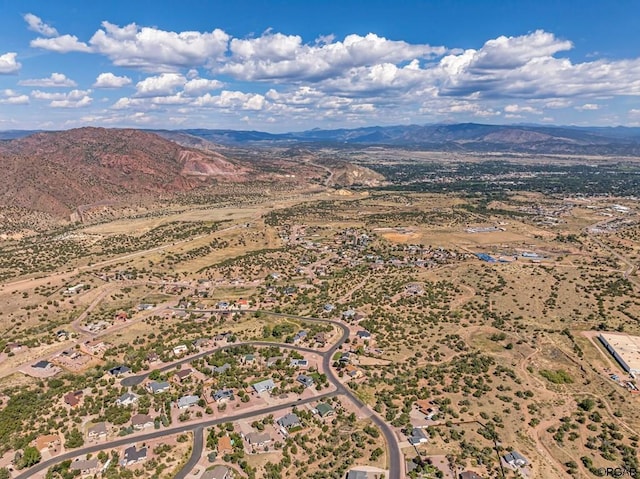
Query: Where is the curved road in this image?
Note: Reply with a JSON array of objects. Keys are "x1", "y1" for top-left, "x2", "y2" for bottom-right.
[
  {"x1": 174, "y1": 427, "x2": 203, "y2": 479},
  {"x1": 18, "y1": 308, "x2": 402, "y2": 479},
  {"x1": 15, "y1": 389, "x2": 337, "y2": 479}
]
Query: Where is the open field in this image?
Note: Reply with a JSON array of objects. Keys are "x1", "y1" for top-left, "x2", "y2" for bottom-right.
[{"x1": 0, "y1": 181, "x2": 639, "y2": 479}]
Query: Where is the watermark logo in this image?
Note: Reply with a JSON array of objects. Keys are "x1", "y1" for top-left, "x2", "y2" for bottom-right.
[{"x1": 597, "y1": 467, "x2": 638, "y2": 478}]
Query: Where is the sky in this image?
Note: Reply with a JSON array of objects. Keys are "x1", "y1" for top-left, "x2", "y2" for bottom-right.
[{"x1": 1, "y1": 0, "x2": 639, "y2": 132}]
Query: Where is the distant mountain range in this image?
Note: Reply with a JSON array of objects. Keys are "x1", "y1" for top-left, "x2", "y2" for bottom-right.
[{"x1": 156, "y1": 123, "x2": 640, "y2": 155}]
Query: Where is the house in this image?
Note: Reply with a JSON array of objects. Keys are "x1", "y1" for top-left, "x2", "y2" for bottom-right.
[
  {"x1": 108, "y1": 365, "x2": 130, "y2": 377},
  {"x1": 137, "y1": 303, "x2": 154, "y2": 311},
  {"x1": 173, "y1": 368, "x2": 192, "y2": 383},
  {"x1": 147, "y1": 381, "x2": 170, "y2": 394},
  {"x1": 64, "y1": 284, "x2": 84, "y2": 295},
  {"x1": 131, "y1": 414, "x2": 153, "y2": 430},
  {"x1": 344, "y1": 365, "x2": 364, "y2": 379},
  {"x1": 81, "y1": 340, "x2": 109, "y2": 355},
  {"x1": 212, "y1": 389, "x2": 235, "y2": 403},
  {"x1": 297, "y1": 374, "x2": 315, "y2": 388},
  {"x1": 114, "y1": 311, "x2": 129, "y2": 322},
  {"x1": 252, "y1": 379, "x2": 276, "y2": 394},
  {"x1": 211, "y1": 363, "x2": 231, "y2": 374},
  {"x1": 245, "y1": 431, "x2": 272, "y2": 447},
  {"x1": 415, "y1": 399, "x2": 439, "y2": 420},
  {"x1": 290, "y1": 359, "x2": 309, "y2": 368},
  {"x1": 35, "y1": 434, "x2": 60, "y2": 453},
  {"x1": 314, "y1": 332, "x2": 327, "y2": 345},
  {"x1": 217, "y1": 435, "x2": 233, "y2": 455},
  {"x1": 64, "y1": 390, "x2": 83, "y2": 407},
  {"x1": 87, "y1": 422, "x2": 108, "y2": 440},
  {"x1": 202, "y1": 465, "x2": 232, "y2": 479},
  {"x1": 173, "y1": 344, "x2": 188, "y2": 356},
  {"x1": 177, "y1": 395, "x2": 200, "y2": 409},
  {"x1": 356, "y1": 330, "x2": 371, "y2": 340},
  {"x1": 146, "y1": 352, "x2": 160, "y2": 363},
  {"x1": 243, "y1": 354, "x2": 256, "y2": 364},
  {"x1": 277, "y1": 413, "x2": 301, "y2": 430},
  {"x1": 116, "y1": 392, "x2": 138, "y2": 406},
  {"x1": 121, "y1": 445, "x2": 147, "y2": 466},
  {"x1": 193, "y1": 338, "x2": 212, "y2": 349},
  {"x1": 346, "y1": 469, "x2": 369, "y2": 479},
  {"x1": 342, "y1": 309, "x2": 356, "y2": 319},
  {"x1": 408, "y1": 427, "x2": 429, "y2": 445},
  {"x1": 338, "y1": 352, "x2": 352, "y2": 364},
  {"x1": 237, "y1": 298, "x2": 250, "y2": 310},
  {"x1": 316, "y1": 403, "x2": 335, "y2": 418},
  {"x1": 283, "y1": 286, "x2": 297, "y2": 296},
  {"x1": 33, "y1": 360, "x2": 53, "y2": 370},
  {"x1": 56, "y1": 330, "x2": 70, "y2": 340},
  {"x1": 216, "y1": 301, "x2": 229, "y2": 310},
  {"x1": 504, "y1": 450, "x2": 528, "y2": 467},
  {"x1": 70, "y1": 458, "x2": 99, "y2": 475},
  {"x1": 293, "y1": 331, "x2": 307, "y2": 343},
  {"x1": 266, "y1": 356, "x2": 284, "y2": 368},
  {"x1": 460, "y1": 472, "x2": 484, "y2": 479},
  {"x1": 323, "y1": 303, "x2": 335, "y2": 312}
]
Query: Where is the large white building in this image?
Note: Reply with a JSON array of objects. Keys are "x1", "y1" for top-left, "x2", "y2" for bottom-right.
[{"x1": 599, "y1": 332, "x2": 640, "y2": 376}]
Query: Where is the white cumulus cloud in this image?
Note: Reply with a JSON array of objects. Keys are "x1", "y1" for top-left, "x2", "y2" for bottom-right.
[
  {"x1": 504, "y1": 104, "x2": 541, "y2": 114},
  {"x1": 31, "y1": 34, "x2": 91, "y2": 53},
  {"x1": 575, "y1": 103, "x2": 599, "y2": 110},
  {"x1": 94, "y1": 72, "x2": 132, "y2": 88},
  {"x1": 0, "y1": 89, "x2": 29, "y2": 105},
  {"x1": 88, "y1": 22, "x2": 230, "y2": 71},
  {"x1": 0, "y1": 52, "x2": 21, "y2": 74},
  {"x1": 135, "y1": 73, "x2": 186, "y2": 96},
  {"x1": 219, "y1": 32, "x2": 445, "y2": 82},
  {"x1": 24, "y1": 13, "x2": 58, "y2": 37},
  {"x1": 18, "y1": 72, "x2": 77, "y2": 87}
]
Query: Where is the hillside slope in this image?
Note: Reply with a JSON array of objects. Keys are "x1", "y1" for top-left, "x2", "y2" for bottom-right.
[{"x1": 0, "y1": 128, "x2": 250, "y2": 216}]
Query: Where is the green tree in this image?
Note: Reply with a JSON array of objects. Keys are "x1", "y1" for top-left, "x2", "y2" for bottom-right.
[
  {"x1": 20, "y1": 446, "x2": 41, "y2": 468},
  {"x1": 65, "y1": 428, "x2": 84, "y2": 448}
]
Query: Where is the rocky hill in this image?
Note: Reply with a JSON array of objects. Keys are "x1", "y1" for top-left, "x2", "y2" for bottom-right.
[{"x1": 0, "y1": 128, "x2": 250, "y2": 217}]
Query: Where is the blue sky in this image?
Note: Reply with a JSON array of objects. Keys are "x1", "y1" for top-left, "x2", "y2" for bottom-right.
[{"x1": 1, "y1": 0, "x2": 639, "y2": 131}]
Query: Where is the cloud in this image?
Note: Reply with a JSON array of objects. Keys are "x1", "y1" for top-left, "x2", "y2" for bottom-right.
[
  {"x1": 504, "y1": 104, "x2": 541, "y2": 114},
  {"x1": 436, "y1": 31, "x2": 640, "y2": 99},
  {"x1": 88, "y1": 22, "x2": 229, "y2": 71},
  {"x1": 219, "y1": 32, "x2": 445, "y2": 82},
  {"x1": 93, "y1": 72, "x2": 132, "y2": 88},
  {"x1": 0, "y1": 52, "x2": 21, "y2": 74},
  {"x1": 31, "y1": 34, "x2": 91, "y2": 53},
  {"x1": 19, "y1": 72, "x2": 77, "y2": 87},
  {"x1": 31, "y1": 89, "x2": 91, "y2": 101},
  {"x1": 50, "y1": 97, "x2": 92, "y2": 108},
  {"x1": 183, "y1": 78, "x2": 224, "y2": 95},
  {"x1": 544, "y1": 99, "x2": 572, "y2": 109},
  {"x1": 192, "y1": 90, "x2": 266, "y2": 111},
  {"x1": 135, "y1": 73, "x2": 186, "y2": 96},
  {"x1": 0, "y1": 90, "x2": 29, "y2": 105},
  {"x1": 31, "y1": 88, "x2": 92, "y2": 108},
  {"x1": 24, "y1": 13, "x2": 58, "y2": 37},
  {"x1": 575, "y1": 103, "x2": 599, "y2": 110}
]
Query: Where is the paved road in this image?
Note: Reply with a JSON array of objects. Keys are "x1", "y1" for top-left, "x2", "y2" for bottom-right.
[
  {"x1": 122, "y1": 339, "x2": 333, "y2": 388},
  {"x1": 174, "y1": 426, "x2": 203, "y2": 479},
  {"x1": 19, "y1": 308, "x2": 403, "y2": 479},
  {"x1": 14, "y1": 390, "x2": 336, "y2": 479}
]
